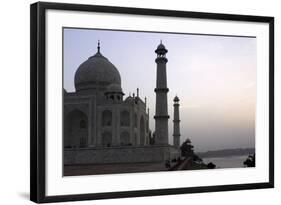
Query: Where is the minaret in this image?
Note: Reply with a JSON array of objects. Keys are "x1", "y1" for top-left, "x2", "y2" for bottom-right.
[
  {"x1": 173, "y1": 96, "x2": 181, "y2": 147},
  {"x1": 154, "y1": 41, "x2": 169, "y2": 145}
]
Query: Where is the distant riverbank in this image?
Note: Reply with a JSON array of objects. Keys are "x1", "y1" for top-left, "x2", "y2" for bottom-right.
[{"x1": 196, "y1": 148, "x2": 255, "y2": 158}]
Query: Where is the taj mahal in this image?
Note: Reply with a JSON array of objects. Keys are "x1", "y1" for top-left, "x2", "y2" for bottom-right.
[{"x1": 64, "y1": 41, "x2": 182, "y2": 166}]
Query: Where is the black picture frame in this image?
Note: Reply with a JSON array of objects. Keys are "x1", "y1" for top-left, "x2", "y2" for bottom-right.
[{"x1": 30, "y1": 2, "x2": 274, "y2": 203}]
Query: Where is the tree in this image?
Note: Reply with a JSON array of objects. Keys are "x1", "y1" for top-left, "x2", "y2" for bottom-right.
[
  {"x1": 243, "y1": 154, "x2": 255, "y2": 167},
  {"x1": 180, "y1": 138, "x2": 194, "y2": 157},
  {"x1": 193, "y1": 154, "x2": 203, "y2": 163},
  {"x1": 207, "y1": 162, "x2": 216, "y2": 169}
]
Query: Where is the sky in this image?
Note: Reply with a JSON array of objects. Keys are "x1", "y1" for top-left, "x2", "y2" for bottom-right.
[{"x1": 63, "y1": 28, "x2": 256, "y2": 152}]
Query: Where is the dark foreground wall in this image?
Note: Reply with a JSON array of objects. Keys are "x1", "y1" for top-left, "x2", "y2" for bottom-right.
[{"x1": 64, "y1": 145, "x2": 180, "y2": 165}]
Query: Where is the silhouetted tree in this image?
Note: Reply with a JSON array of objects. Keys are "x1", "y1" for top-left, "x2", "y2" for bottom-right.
[
  {"x1": 207, "y1": 162, "x2": 216, "y2": 169},
  {"x1": 171, "y1": 158, "x2": 177, "y2": 162},
  {"x1": 180, "y1": 138, "x2": 194, "y2": 157},
  {"x1": 243, "y1": 154, "x2": 255, "y2": 167},
  {"x1": 193, "y1": 154, "x2": 203, "y2": 163}
]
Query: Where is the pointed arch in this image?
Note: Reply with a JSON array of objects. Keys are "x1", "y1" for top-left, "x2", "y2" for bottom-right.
[
  {"x1": 64, "y1": 109, "x2": 88, "y2": 148},
  {"x1": 120, "y1": 110, "x2": 130, "y2": 126},
  {"x1": 120, "y1": 131, "x2": 130, "y2": 146},
  {"x1": 102, "y1": 131, "x2": 112, "y2": 147},
  {"x1": 102, "y1": 110, "x2": 112, "y2": 126},
  {"x1": 134, "y1": 113, "x2": 138, "y2": 128},
  {"x1": 140, "y1": 115, "x2": 145, "y2": 145},
  {"x1": 134, "y1": 132, "x2": 138, "y2": 145}
]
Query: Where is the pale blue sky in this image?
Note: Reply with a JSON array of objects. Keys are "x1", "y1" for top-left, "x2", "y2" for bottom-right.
[{"x1": 64, "y1": 28, "x2": 256, "y2": 152}]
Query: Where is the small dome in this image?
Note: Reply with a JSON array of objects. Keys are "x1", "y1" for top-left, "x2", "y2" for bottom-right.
[
  {"x1": 155, "y1": 41, "x2": 168, "y2": 54},
  {"x1": 174, "y1": 96, "x2": 180, "y2": 102},
  {"x1": 106, "y1": 83, "x2": 123, "y2": 93},
  {"x1": 74, "y1": 44, "x2": 121, "y2": 92},
  {"x1": 157, "y1": 43, "x2": 166, "y2": 50},
  {"x1": 125, "y1": 96, "x2": 134, "y2": 102}
]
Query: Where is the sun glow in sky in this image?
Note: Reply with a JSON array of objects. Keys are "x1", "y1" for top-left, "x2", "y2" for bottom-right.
[{"x1": 64, "y1": 28, "x2": 256, "y2": 152}]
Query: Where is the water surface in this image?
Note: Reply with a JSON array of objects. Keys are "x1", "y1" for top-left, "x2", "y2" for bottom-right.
[{"x1": 203, "y1": 155, "x2": 249, "y2": 169}]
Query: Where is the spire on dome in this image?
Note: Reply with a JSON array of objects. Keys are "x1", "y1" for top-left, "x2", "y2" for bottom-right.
[
  {"x1": 91, "y1": 40, "x2": 104, "y2": 58},
  {"x1": 97, "y1": 40, "x2": 100, "y2": 53}
]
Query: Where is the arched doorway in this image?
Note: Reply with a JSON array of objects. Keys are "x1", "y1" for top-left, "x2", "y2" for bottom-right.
[
  {"x1": 120, "y1": 110, "x2": 130, "y2": 126},
  {"x1": 134, "y1": 113, "x2": 137, "y2": 128},
  {"x1": 65, "y1": 109, "x2": 88, "y2": 148},
  {"x1": 134, "y1": 133, "x2": 138, "y2": 145},
  {"x1": 140, "y1": 116, "x2": 145, "y2": 145},
  {"x1": 102, "y1": 131, "x2": 112, "y2": 147},
  {"x1": 102, "y1": 110, "x2": 112, "y2": 126},
  {"x1": 120, "y1": 131, "x2": 130, "y2": 146}
]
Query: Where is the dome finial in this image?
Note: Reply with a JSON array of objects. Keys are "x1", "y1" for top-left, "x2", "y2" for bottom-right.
[
  {"x1": 97, "y1": 40, "x2": 100, "y2": 53},
  {"x1": 160, "y1": 39, "x2": 162, "y2": 44},
  {"x1": 174, "y1": 95, "x2": 179, "y2": 102}
]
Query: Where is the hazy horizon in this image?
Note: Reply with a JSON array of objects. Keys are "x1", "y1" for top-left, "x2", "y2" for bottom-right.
[{"x1": 63, "y1": 28, "x2": 256, "y2": 152}]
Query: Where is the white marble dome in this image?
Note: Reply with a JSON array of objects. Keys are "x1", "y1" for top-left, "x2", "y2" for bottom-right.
[{"x1": 75, "y1": 50, "x2": 121, "y2": 92}]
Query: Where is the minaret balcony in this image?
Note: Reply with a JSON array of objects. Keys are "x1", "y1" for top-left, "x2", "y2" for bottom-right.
[
  {"x1": 154, "y1": 115, "x2": 170, "y2": 119},
  {"x1": 155, "y1": 57, "x2": 168, "y2": 63},
  {"x1": 154, "y1": 88, "x2": 169, "y2": 92}
]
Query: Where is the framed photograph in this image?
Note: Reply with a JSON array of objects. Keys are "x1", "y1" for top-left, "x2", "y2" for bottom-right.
[{"x1": 30, "y1": 2, "x2": 274, "y2": 203}]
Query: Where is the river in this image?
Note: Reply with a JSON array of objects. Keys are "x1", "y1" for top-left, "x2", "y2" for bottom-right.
[{"x1": 203, "y1": 155, "x2": 249, "y2": 169}]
